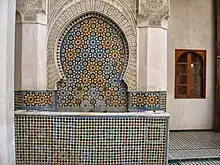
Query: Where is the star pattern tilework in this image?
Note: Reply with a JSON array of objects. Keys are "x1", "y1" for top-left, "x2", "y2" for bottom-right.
[
  {"x1": 129, "y1": 92, "x2": 161, "y2": 111},
  {"x1": 23, "y1": 91, "x2": 53, "y2": 107},
  {"x1": 56, "y1": 13, "x2": 129, "y2": 110}
]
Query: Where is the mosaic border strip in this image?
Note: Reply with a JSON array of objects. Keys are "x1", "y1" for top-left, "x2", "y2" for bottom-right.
[
  {"x1": 15, "y1": 90, "x2": 167, "y2": 112},
  {"x1": 160, "y1": 91, "x2": 167, "y2": 110},
  {"x1": 14, "y1": 90, "x2": 56, "y2": 111},
  {"x1": 15, "y1": 113, "x2": 169, "y2": 165},
  {"x1": 14, "y1": 90, "x2": 23, "y2": 110},
  {"x1": 128, "y1": 91, "x2": 167, "y2": 111}
]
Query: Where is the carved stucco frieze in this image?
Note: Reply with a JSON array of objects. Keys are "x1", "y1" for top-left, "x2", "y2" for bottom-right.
[
  {"x1": 16, "y1": 0, "x2": 46, "y2": 21},
  {"x1": 106, "y1": 0, "x2": 136, "y2": 17},
  {"x1": 47, "y1": 0, "x2": 137, "y2": 90},
  {"x1": 138, "y1": 0, "x2": 170, "y2": 27},
  {"x1": 48, "y1": 0, "x2": 60, "y2": 18},
  {"x1": 23, "y1": 10, "x2": 37, "y2": 21},
  {"x1": 48, "y1": 0, "x2": 136, "y2": 26}
]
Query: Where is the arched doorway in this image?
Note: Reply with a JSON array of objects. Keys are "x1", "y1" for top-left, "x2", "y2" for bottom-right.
[{"x1": 56, "y1": 13, "x2": 129, "y2": 112}]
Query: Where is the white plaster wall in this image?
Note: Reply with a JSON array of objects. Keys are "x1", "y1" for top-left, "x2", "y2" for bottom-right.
[
  {"x1": 167, "y1": 0, "x2": 215, "y2": 130},
  {"x1": 147, "y1": 28, "x2": 167, "y2": 91},
  {"x1": 21, "y1": 23, "x2": 38, "y2": 89},
  {"x1": 37, "y1": 24, "x2": 47, "y2": 89},
  {"x1": 137, "y1": 27, "x2": 148, "y2": 90},
  {"x1": 137, "y1": 27, "x2": 167, "y2": 91},
  {"x1": 16, "y1": 22, "x2": 47, "y2": 90}
]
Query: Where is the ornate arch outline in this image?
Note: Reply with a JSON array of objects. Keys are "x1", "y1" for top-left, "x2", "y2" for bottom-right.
[
  {"x1": 56, "y1": 12, "x2": 130, "y2": 80},
  {"x1": 47, "y1": 0, "x2": 137, "y2": 90}
]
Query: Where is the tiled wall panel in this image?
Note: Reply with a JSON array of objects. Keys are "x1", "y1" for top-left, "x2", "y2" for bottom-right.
[
  {"x1": 15, "y1": 90, "x2": 167, "y2": 112},
  {"x1": 128, "y1": 91, "x2": 167, "y2": 111},
  {"x1": 56, "y1": 13, "x2": 129, "y2": 110},
  {"x1": 14, "y1": 90, "x2": 56, "y2": 111},
  {"x1": 15, "y1": 114, "x2": 169, "y2": 165}
]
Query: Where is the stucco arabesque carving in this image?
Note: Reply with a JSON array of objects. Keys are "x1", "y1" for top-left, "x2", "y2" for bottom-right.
[
  {"x1": 16, "y1": 0, "x2": 46, "y2": 22},
  {"x1": 47, "y1": 0, "x2": 137, "y2": 90},
  {"x1": 138, "y1": 0, "x2": 170, "y2": 27},
  {"x1": 48, "y1": 0, "x2": 136, "y2": 18},
  {"x1": 48, "y1": 0, "x2": 136, "y2": 30}
]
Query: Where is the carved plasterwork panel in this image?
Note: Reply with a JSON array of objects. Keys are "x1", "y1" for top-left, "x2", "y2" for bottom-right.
[
  {"x1": 23, "y1": 10, "x2": 37, "y2": 21},
  {"x1": 47, "y1": 0, "x2": 137, "y2": 90},
  {"x1": 138, "y1": 0, "x2": 170, "y2": 27},
  {"x1": 16, "y1": 0, "x2": 46, "y2": 21},
  {"x1": 48, "y1": 0, "x2": 136, "y2": 27}
]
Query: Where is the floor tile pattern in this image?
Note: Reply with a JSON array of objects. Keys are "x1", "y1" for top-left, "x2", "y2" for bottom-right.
[
  {"x1": 179, "y1": 160, "x2": 220, "y2": 165},
  {"x1": 169, "y1": 131, "x2": 220, "y2": 161},
  {"x1": 15, "y1": 114, "x2": 168, "y2": 165},
  {"x1": 169, "y1": 159, "x2": 220, "y2": 165},
  {"x1": 169, "y1": 131, "x2": 220, "y2": 150},
  {"x1": 169, "y1": 149, "x2": 220, "y2": 160}
]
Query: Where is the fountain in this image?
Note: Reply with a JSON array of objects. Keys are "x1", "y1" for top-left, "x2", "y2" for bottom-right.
[{"x1": 14, "y1": 11, "x2": 169, "y2": 165}]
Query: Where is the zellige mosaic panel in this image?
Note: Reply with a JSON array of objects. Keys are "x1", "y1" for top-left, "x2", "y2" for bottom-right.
[
  {"x1": 14, "y1": 90, "x2": 56, "y2": 111},
  {"x1": 56, "y1": 13, "x2": 129, "y2": 111},
  {"x1": 15, "y1": 114, "x2": 169, "y2": 165},
  {"x1": 128, "y1": 91, "x2": 167, "y2": 111}
]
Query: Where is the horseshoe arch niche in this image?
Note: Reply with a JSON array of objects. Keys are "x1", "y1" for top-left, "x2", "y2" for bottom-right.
[
  {"x1": 47, "y1": 0, "x2": 137, "y2": 91},
  {"x1": 56, "y1": 12, "x2": 130, "y2": 111}
]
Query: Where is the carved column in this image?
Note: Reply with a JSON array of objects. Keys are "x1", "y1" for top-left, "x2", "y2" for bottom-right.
[
  {"x1": 137, "y1": 0, "x2": 169, "y2": 91},
  {"x1": 16, "y1": 0, "x2": 47, "y2": 90},
  {"x1": 215, "y1": 0, "x2": 220, "y2": 131}
]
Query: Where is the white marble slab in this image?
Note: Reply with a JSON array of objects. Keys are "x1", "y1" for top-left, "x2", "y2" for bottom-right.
[{"x1": 15, "y1": 110, "x2": 170, "y2": 117}]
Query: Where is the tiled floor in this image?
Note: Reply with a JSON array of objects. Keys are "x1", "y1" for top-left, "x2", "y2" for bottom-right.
[
  {"x1": 179, "y1": 160, "x2": 220, "y2": 165},
  {"x1": 169, "y1": 160, "x2": 220, "y2": 165},
  {"x1": 169, "y1": 131, "x2": 220, "y2": 164}
]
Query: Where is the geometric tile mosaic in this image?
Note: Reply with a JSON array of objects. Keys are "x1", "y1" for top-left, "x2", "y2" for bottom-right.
[
  {"x1": 23, "y1": 91, "x2": 53, "y2": 106},
  {"x1": 160, "y1": 91, "x2": 167, "y2": 110},
  {"x1": 169, "y1": 160, "x2": 220, "y2": 165},
  {"x1": 169, "y1": 149, "x2": 220, "y2": 160},
  {"x1": 14, "y1": 90, "x2": 56, "y2": 111},
  {"x1": 15, "y1": 113, "x2": 169, "y2": 165},
  {"x1": 14, "y1": 13, "x2": 167, "y2": 112},
  {"x1": 14, "y1": 90, "x2": 167, "y2": 112},
  {"x1": 169, "y1": 131, "x2": 220, "y2": 150},
  {"x1": 168, "y1": 131, "x2": 220, "y2": 163},
  {"x1": 14, "y1": 90, "x2": 22, "y2": 110},
  {"x1": 56, "y1": 13, "x2": 129, "y2": 111},
  {"x1": 128, "y1": 91, "x2": 167, "y2": 111},
  {"x1": 179, "y1": 160, "x2": 220, "y2": 165},
  {"x1": 169, "y1": 159, "x2": 220, "y2": 165}
]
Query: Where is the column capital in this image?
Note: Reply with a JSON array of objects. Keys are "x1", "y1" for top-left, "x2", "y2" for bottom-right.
[
  {"x1": 137, "y1": 0, "x2": 170, "y2": 28},
  {"x1": 16, "y1": 0, "x2": 46, "y2": 22}
]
